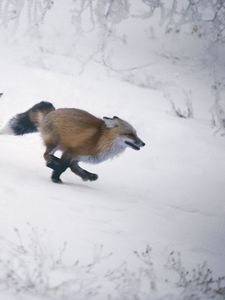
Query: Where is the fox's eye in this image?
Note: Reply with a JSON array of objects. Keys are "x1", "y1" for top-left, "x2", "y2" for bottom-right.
[{"x1": 125, "y1": 133, "x2": 135, "y2": 139}]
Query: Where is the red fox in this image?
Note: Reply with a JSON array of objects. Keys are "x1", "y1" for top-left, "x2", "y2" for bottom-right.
[{"x1": 1, "y1": 101, "x2": 145, "y2": 183}]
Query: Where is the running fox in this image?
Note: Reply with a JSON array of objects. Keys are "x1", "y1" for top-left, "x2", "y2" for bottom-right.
[{"x1": 1, "y1": 101, "x2": 145, "y2": 183}]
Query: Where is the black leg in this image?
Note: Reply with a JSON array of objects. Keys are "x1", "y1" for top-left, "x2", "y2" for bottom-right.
[
  {"x1": 45, "y1": 155, "x2": 70, "y2": 183},
  {"x1": 70, "y1": 161, "x2": 98, "y2": 181},
  {"x1": 51, "y1": 158, "x2": 71, "y2": 184},
  {"x1": 46, "y1": 155, "x2": 61, "y2": 170},
  {"x1": 44, "y1": 149, "x2": 98, "y2": 183}
]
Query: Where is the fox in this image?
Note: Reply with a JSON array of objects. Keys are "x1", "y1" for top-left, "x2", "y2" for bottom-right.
[{"x1": 1, "y1": 101, "x2": 145, "y2": 183}]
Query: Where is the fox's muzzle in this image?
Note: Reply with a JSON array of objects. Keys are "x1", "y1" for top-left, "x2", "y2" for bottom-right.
[
  {"x1": 125, "y1": 136, "x2": 145, "y2": 151},
  {"x1": 137, "y1": 137, "x2": 145, "y2": 148}
]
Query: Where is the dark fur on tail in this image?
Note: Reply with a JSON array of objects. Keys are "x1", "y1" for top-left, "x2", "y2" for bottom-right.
[{"x1": 9, "y1": 101, "x2": 55, "y2": 135}]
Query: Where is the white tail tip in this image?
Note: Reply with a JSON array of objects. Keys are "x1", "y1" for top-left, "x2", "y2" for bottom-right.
[{"x1": 0, "y1": 122, "x2": 14, "y2": 135}]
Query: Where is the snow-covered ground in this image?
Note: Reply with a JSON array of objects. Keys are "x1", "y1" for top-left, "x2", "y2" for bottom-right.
[{"x1": 0, "y1": 3, "x2": 225, "y2": 298}]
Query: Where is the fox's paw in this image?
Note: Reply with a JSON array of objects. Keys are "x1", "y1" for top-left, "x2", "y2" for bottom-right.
[
  {"x1": 51, "y1": 178, "x2": 63, "y2": 184},
  {"x1": 82, "y1": 172, "x2": 98, "y2": 182},
  {"x1": 51, "y1": 175, "x2": 63, "y2": 184},
  {"x1": 89, "y1": 173, "x2": 98, "y2": 181}
]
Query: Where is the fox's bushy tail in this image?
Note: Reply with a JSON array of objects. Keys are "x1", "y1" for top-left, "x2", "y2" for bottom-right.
[{"x1": 0, "y1": 101, "x2": 55, "y2": 135}]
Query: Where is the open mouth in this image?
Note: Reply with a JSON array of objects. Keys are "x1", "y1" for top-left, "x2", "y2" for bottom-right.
[{"x1": 125, "y1": 141, "x2": 140, "y2": 150}]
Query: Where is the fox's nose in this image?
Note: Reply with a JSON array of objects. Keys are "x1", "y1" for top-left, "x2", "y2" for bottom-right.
[{"x1": 136, "y1": 137, "x2": 145, "y2": 147}]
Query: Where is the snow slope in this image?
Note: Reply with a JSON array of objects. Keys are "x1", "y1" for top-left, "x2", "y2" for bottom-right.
[{"x1": 0, "y1": 37, "x2": 225, "y2": 299}]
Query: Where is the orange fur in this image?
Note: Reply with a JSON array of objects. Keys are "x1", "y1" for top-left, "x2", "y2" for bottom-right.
[{"x1": 40, "y1": 108, "x2": 119, "y2": 158}]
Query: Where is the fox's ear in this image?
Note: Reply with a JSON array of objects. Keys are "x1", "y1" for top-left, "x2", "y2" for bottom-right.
[{"x1": 103, "y1": 116, "x2": 118, "y2": 128}]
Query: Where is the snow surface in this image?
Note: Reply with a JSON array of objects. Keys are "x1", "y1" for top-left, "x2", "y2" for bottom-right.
[{"x1": 0, "y1": 4, "x2": 225, "y2": 299}]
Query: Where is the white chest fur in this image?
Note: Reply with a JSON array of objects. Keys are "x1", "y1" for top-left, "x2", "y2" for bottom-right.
[{"x1": 77, "y1": 137, "x2": 127, "y2": 164}]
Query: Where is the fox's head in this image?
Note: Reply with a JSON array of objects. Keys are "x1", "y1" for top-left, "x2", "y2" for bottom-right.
[{"x1": 103, "y1": 116, "x2": 145, "y2": 151}]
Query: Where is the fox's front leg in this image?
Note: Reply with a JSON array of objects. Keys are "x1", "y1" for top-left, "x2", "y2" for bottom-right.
[{"x1": 70, "y1": 160, "x2": 98, "y2": 181}]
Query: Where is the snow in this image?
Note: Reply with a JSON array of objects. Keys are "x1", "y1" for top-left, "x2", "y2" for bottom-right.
[{"x1": 0, "y1": 4, "x2": 225, "y2": 299}]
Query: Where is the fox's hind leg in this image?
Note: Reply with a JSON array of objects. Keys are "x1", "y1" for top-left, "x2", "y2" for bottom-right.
[
  {"x1": 51, "y1": 159, "x2": 70, "y2": 183},
  {"x1": 43, "y1": 144, "x2": 69, "y2": 183},
  {"x1": 43, "y1": 144, "x2": 60, "y2": 170},
  {"x1": 44, "y1": 147, "x2": 98, "y2": 183},
  {"x1": 50, "y1": 155, "x2": 98, "y2": 183}
]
